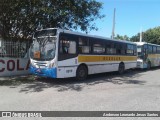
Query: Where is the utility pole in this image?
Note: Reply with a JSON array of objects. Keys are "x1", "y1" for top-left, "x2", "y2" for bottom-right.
[
  {"x1": 111, "y1": 8, "x2": 116, "y2": 39},
  {"x1": 140, "y1": 28, "x2": 142, "y2": 42}
]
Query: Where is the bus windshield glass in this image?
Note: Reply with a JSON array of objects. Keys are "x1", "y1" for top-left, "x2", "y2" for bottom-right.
[
  {"x1": 34, "y1": 29, "x2": 57, "y2": 38},
  {"x1": 137, "y1": 45, "x2": 143, "y2": 59},
  {"x1": 30, "y1": 29, "x2": 57, "y2": 61}
]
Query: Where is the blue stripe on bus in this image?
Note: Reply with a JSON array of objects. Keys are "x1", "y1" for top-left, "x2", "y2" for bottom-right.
[{"x1": 29, "y1": 65, "x2": 57, "y2": 78}]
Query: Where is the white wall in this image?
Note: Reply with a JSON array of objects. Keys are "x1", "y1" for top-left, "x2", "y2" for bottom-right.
[{"x1": 0, "y1": 57, "x2": 30, "y2": 77}]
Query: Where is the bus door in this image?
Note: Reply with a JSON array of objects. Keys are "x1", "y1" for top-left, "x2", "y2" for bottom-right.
[{"x1": 143, "y1": 44, "x2": 148, "y2": 61}]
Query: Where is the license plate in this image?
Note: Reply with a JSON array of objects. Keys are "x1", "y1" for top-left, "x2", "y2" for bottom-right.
[{"x1": 36, "y1": 69, "x2": 41, "y2": 73}]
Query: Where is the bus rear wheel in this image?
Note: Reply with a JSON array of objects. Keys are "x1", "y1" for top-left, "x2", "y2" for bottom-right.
[
  {"x1": 76, "y1": 65, "x2": 88, "y2": 80},
  {"x1": 118, "y1": 63, "x2": 125, "y2": 75}
]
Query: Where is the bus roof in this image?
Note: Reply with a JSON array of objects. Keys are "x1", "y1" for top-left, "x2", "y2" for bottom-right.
[
  {"x1": 38, "y1": 28, "x2": 136, "y2": 45},
  {"x1": 135, "y1": 42, "x2": 160, "y2": 47}
]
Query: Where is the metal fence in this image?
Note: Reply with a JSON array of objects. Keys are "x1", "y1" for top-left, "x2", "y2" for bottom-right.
[{"x1": 0, "y1": 40, "x2": 31, "y2": 58}]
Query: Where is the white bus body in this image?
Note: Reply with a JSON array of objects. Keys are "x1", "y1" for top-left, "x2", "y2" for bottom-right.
[
  {"x1": 30, "y1": 28, "x2": 137, "y2": 80},
  {"x1": 135, "y1": 42, "x2": 160, "y2": 69}
]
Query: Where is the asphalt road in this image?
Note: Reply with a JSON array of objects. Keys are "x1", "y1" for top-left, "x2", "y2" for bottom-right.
[{"x1": 0, "y1": 68, "x2": 160, "y2": 120}]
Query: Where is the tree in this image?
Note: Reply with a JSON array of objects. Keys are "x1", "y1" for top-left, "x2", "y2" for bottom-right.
[
  {"x1": 0, "y1": 0, "x2": 104, "y2": 40},
  {"x1": 130, "y1": 26, "x2": 160, "y2": 44},
  {"x1": 130, "y1": 33, "x2": 140, "y2": 42},
  {"x1": 114, "y1": 34, "x2": 130, "y2": 41}
]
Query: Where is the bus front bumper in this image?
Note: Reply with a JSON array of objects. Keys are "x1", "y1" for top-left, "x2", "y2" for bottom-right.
[
  {"x1": 137, "y1": 61, "x2": 147, "y2": 69},
  {"x1": 29, "y1": 65, "x2": 57, "y2": 78}
]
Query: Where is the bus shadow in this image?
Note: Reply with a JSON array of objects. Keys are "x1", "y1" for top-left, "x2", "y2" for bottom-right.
[
  {"x1": 2, "y1": 67, "x2": 158, "y2": 93},
  {"x1": 18, "y1": 68, "x2": 150, "y2": 93},
  {"x1": 85, "y1": 69, "x2": 146, "y2": 86}
]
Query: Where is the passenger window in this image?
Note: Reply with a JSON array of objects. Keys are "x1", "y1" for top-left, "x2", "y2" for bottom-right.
[
  {"x1": 157, "y1": 47, "x2": 160, "y2": 53},
  {"x1": 106, "y1": 43, "x2": 116, "y2": 54},
  {"x1": 60, "y1": 37, "x2": 76, "y2": 54},
  {"x1": 79, "y1": 37, "x2": 90, "y2": 54},
  {"x1": 153, "y1": 46, "x2": 157, "y2": 53},
  {"x1": 127, "y1": 44, "x2": 134, "y2": 55},
  {"x1": 148, "y1": 45, "x2": 153, "y2": 53},
  {"x1": 133, "y1": 45, "x2": 137, "y2": 55},
  {"x1": 93, "y1": 43, "x2": 105, "y2": 54},
  {"x1": 121, "y1": 44, "x2": 127, "y2": 55}
]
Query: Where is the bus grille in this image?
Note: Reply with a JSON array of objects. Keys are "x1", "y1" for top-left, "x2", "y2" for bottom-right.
[{"x1": 33, "y1": 61, "x2": 47, "y2": 68}]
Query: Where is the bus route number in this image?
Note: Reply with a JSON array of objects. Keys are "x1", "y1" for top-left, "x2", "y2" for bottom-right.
[{"x1": 66, "y1": 69, "x2": 73, "y2": 73}]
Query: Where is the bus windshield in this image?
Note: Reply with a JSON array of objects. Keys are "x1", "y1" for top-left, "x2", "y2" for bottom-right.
[
  {"x1": 34, "y1": 29, "x2": 57, "y2": 38},
  {"x1": 30, "y1": 29, "x2": 57, "y2": 61},
  {"x1": 137, "y1": 45, "x2": 143, "y2": 59}
]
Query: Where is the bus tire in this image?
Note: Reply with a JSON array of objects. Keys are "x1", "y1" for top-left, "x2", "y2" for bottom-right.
[
  {"x1": 118, "y1": 63, "x2": 125, "y2": 75},
  {"x1": 147, "y1": 61, "x2": 151, "y2": 70},
  {"x1": 76, "y1": 65, "x2": 88, "y2": 80}
]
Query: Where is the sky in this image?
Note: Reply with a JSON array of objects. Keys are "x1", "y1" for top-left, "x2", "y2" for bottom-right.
[{"x1": 88, "y1": 0, "x2": 160, "y2": 38}]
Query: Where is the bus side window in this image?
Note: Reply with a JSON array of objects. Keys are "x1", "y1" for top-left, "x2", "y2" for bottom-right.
[
  {"x1": 153, "y1": 46, "x2": 157, "y2": 54},
  {"x1": 133, "y1": 45, "x2": 137, "y2": 55},
  {"x1": 121, "y1": 44, "x2": 127, "y2": 55},
  {"x1": 68, "y1": 41, "x2": 76, "y2": 54},
  {"x1": 106, "y1": 42, "x2": 116, "y2": 55},
  {"x1": 106, "y1": 43, "x2": 111, "y2": 54},
  {"x1": 60, "y1": 37, "x2": 76, "y2": 54},
  {"x1": 127, "y1": 44, "x2": 134, "y2": 55},
  {"x1": 148, "y1": 45, "x2": 153, "y2": 54},
  {"x1": 79, "y1": 37, "x2": 90, "y2": 54},
  {"x1": 93, "y1": 43, "x2": 105, "y2": 54},
  {"x1": 60, "y1": 38, "x2": 68, "y2": 54},
  {"x1": 115, "y1": 43, "x2": 121, "y2": 55},
  {"x1": 157, "y1": 47, "x2": 160, "y2": 53}
]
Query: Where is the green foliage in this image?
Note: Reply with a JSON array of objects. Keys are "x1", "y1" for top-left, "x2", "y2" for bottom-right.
[
  {"x1": 130, "y1": 26, "x2": 160, "y2": 44},
  {"x1": 130, "y1": 34, "x2": 140, "y2": 42},
  {"x1": 0, "y1": 0, "x2": 104, "y2": 40},
  {"x1": 114, "y1": 34, "x2": 130, "y2": 41}
]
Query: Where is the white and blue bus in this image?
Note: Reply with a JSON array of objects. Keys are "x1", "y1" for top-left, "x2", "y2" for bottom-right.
[
  {"x1": 29, "y1": 28, "x2": 137, "y2": 80},
  {"x1": 135, "y1": 42, "x2": 160, "y2": 69}
]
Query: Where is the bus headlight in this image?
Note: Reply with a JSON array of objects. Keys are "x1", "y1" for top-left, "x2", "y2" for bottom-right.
[
  {"x1": 31, "y1": 62, "x2": 36, "y2": 68},
  {"x1": 30, "y1": 59, "x2": 36, "y2": 68},
  {"x1": 49, "y1": 63, "x2": 54, "y2": 68}
]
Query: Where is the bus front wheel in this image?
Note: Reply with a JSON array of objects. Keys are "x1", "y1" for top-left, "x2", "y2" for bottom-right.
[
  {"x1": 76, "y1": 65, "x2": 88, "y2": 80},
  {"x1": 118, "y1": 63, "x2": 125, "y2": 75}
]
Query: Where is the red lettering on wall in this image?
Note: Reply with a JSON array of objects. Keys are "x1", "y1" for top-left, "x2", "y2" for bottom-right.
[
  {"x1": 17, "y1": 59, "x2": 24, "y2": 71},
  {"x1": 7, "y1": 60, "x2": 15, "y2": 71},
  {"x1": 0, "y1": 60, "x2": 5, "y2": 72},
  {"x1": 26, "y1": 60, "x2": 30, "y2": 70},
  {"x1": 0, "y1": 59, "x2": 30, "y2": 74}
]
